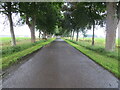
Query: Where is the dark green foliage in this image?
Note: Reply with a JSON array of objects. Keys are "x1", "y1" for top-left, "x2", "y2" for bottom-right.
[
  {"x1": 61, "y1": 2, "x2": 106, "y2": 41},
  {"x1": 117, "y1": 2, "x2": 120, "y2": 20},
  {"x1": 0, "y1": 2, "x2": 19, "y2": 15},
  {"x1": 2, "y1": 46, "x2": 21, "y2": 56},
  {"x1": 35, "y1": 2, "x2": 63, "y2": 34},
  {"x1": 72, "y1": 3, "x2": 89, "y2": 28}
]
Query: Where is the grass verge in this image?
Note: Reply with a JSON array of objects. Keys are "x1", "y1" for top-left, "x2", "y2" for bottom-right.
[
  {"x1": 2, "y1": 40, "x2": 47, "y2": 58},
  {"x1": 66, "y1": 39, "x2": 118, "y2": 60},
  {"x1": 64, "y1": 39, "x2": 119, "y2": 78},
  {"x1": 1, "y1": 38, "x2": 55, "y2": 70}
]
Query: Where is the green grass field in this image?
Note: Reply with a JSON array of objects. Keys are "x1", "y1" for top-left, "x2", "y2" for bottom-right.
[
  {"x1": 0, "y1": 37, "x2": 31, "y2": 43},
  {"x1": 0, "y1": 37, "x2": 31, "y2": 47},
  {"x1": 72, "y1": 37, "x2": 119, "y2": 47},
  {"x1": 0, "y1": 37, "x2": 31, "y2": 41}
]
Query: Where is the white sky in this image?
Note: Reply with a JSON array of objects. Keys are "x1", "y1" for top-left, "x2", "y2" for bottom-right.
[
  {"x1": 0, "y1": 14, "x2": 39, "y2": 37},
  {"x1": 0, "y1": 14, "x2": 118, "y2": 38}
]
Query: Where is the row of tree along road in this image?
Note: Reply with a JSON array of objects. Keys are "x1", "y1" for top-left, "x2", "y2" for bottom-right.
[
  {"x1": 0, "y1": 2, "x2": 120, "y2": 52},
  {"x1": 0, "y1": 2, "x2": 62, "y2": 44}
]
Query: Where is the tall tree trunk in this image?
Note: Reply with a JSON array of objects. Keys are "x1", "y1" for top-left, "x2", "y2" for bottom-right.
[
  {"x1": 31, "y1": 15, "x2": 36, "y2": 43},
  {"x1": 105, "y1": 2, "x2": 118, "y2": 51},
  {"x1": 92, "y1": 21, "x2": 95, "y2": 46},
  {"x1": 76, "y1": 30, "x2": 79, "y2": 41},
  {"x1": 39, "y1": 30, "x2": 41, "y2": 40},
  {"x1": 72, "y1": 30, "x2": 74, "y2": 40},
  {"x1": 42, "y1": 32, "x2": 45, "y2": 39},
  {"x1": 26, "y1": 15, "x2": 36, "y2": 43},
  {"x1": 42, "y1": 31, "x2": 47, "y2": 40},
  {"x1": 7, "y1": 2, "x2": 16, "y2": 46},
  {"x1": 30, "y1": 26, "x2": 35, "y2": 43},
  {"x1": 117, "y1": 2, "x2": 120, "y2": 20},
  {"x1": 70, "y1": 30, "x2": 72, "y2": 40}
]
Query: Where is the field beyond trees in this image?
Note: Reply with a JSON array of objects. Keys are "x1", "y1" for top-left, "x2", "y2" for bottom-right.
[{"x1": 1, "y1": 37, "x2": 32, "y2": 47}]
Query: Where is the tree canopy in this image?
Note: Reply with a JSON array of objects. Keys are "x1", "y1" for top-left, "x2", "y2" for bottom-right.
[{"x1": 0, "y1": 2, "x2": 119, "y2": 51}]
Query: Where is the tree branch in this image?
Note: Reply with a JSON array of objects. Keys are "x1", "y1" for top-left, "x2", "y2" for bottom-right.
[{"x1": 26, "y1": 15, "x2": 31, "y2": 27}]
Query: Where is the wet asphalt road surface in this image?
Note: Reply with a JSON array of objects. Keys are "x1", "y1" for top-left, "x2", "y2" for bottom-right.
[{"x1": 3, "y1": 39, "x2": 119, "y2": 88}]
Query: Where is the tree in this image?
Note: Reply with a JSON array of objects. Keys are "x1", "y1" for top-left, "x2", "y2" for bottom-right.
[
  {"x1": 19, "y1": 2, "x2": 40, "y2": 43},
  {"x1": 0, "y1": 2, "x2": 18, "y2": 46},
  {"x1": 62, "y1": 11, "x2": 73, "y2": 38},
  {"x1": 35, "y1": 3, "x2": 62, "y2": 39},
  {"x1": 72, "y1": 29, "x2": 75, "y2": 40},
  {"x1": 81, "y1": 28, "x2": 87, "y2": 39},
  {"x1": 61, "y1": 3, "x2": 76, "y2": 38},
  {"x1": 84, "y1": 2, "x2": 105, "y2": 45},
  {"x1": 105, "y1": 2, "x2": 119, "y2": 51},
  {"x1": 72, "y1": 3, "x2": 89, "y2": 41}
]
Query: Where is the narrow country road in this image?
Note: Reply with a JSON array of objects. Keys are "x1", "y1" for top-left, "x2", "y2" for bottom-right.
[{"x1": 3, "y1": 39, "x2": 118, "y2": 88}]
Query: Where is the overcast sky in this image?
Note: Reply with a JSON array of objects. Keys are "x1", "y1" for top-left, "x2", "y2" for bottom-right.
[{"x1": 0, "y1": 14, "x2": 118, "y2": 38}]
